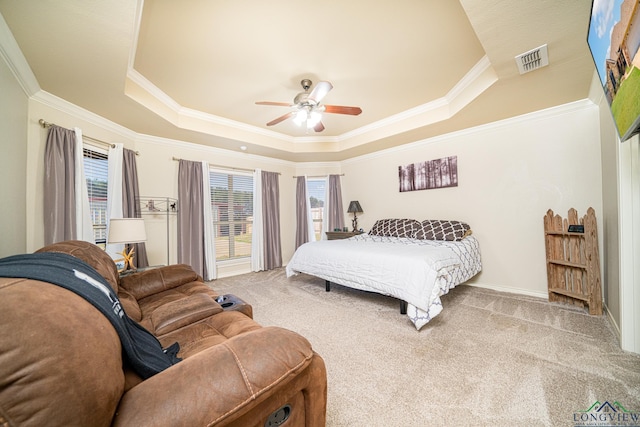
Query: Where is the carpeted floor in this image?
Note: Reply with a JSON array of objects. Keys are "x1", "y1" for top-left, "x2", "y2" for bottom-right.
[{"x1": 210, "y1": 268, "x2": 640, "y2": 427}]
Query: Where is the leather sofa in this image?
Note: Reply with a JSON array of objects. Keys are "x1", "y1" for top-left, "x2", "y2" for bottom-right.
[{"x1": 0, "y1": 240, "x2": 327, "y2": 426}]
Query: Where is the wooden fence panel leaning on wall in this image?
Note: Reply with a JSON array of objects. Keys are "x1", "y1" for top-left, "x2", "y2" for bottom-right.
[{"x1": 543, "y1": 207, "x2": 602, "y2": 315}]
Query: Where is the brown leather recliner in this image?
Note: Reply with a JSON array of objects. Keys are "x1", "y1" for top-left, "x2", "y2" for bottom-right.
[{"x1": 0, "y1": 240, "x2": 327, "y2": 426}]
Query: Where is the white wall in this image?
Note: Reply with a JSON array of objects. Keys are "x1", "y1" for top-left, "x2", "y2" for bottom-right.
[
  {"x1": 0, "y1": 51, "x2": 28, "y2": 256},
  {"x1": 617, "y1": 134, "x2": 640, "y2": 353},
  {"x1": 133, "y1": 136, "x2": 297, "y2": 277},
  {"x1": 341, "y1": 100, "x2": 603, "y2": 296},
  {"x1": 593, "y1": 73, "x2": 622, "y2": 329},
  {"x1": 25, "y1": 95, "x2": 137, "y2": 252},
  {"x1": 23, "y1": 91, "x2": 604, "y2": 298},
  {"x1": 25, "y1": 94, "x2": 300, "y2": 277}
]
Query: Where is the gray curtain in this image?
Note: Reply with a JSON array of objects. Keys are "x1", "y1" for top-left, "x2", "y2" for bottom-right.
[
  {"x1": 122, "y1": 148, "x2": 149, "y2": 268},
  {"x1": 262, "y1": 171, "x2": 282, "y2": 270},
  {"x1": 177, "y1": 160, "x2": 206, "y2": 277},
  {"x1": 43, "y1": 125, "x2": 76, "y2": 245},
  {"x1": 295, "y1": 176, "x2": 309, "y2": 249},
  {"x1": 327, "y1": 174, "x2": 345, "y2": 232}
]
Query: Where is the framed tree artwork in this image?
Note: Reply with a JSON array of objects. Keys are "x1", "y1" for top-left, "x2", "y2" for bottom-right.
[{"x1": 398, "y1": 155, "x2": 458, "y2": 192}]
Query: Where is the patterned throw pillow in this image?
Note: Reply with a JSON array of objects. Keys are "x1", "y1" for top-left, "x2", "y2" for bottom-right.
[
  {"x1": 368, "y1": 219, "x2": 420, "y2": 238},
  {"x1": 414, "y1": 220, "x2": 471, "y2": 241}
]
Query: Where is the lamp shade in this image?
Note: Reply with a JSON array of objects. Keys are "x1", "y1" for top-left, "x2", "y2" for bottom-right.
[
  {"x1": 108, "y1": 218, "x2": 147, "y2": 244},
  {"x1": 347, "y1": 201, "x2": 363, "y2": 214}
]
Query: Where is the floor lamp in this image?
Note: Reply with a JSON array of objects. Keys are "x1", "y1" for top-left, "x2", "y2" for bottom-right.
[{"x1": 108, "y1": 218, "x2": 147, "y2": 272}]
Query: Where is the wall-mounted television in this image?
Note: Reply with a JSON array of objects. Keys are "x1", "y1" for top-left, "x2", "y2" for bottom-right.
[{"x1": 587, "y1": 0, "x2": 640, "y2": 142}]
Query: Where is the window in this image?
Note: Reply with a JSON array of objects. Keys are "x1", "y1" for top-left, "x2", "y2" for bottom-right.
[
  {"x1": 210, "y1": 170, "x2": 254, "y2": 261},
  {"x1": 83, "y1": 147, "x2": 108, "y2": 246},
  {"x1": 307, "y1": 179, "x2": 325, "y2": 241}
]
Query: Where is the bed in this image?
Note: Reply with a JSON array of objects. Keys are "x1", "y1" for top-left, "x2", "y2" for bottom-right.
[{"x1": 286, "y1": 218, "x2": 482, "y2": 330}]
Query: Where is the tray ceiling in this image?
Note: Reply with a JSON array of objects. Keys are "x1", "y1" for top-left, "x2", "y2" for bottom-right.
[{"x1": 0, "y1": 0, "x2": 595, "y2": 161}]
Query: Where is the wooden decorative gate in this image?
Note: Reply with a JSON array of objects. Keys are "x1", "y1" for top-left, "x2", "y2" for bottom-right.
[{"x1": 543, "y1": 208, "x2": 602, "y2": 315}]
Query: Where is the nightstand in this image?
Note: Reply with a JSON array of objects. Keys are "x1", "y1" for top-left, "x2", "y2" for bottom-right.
[{"x1": 325, "y1": 231, "x2": 360, "y2": 240}]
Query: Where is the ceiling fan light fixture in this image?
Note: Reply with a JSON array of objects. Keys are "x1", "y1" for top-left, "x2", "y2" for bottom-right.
[
  {"x1": 256, "y1": 78, "x2": 361, "y2": 132},
  {"x1": 293, "y1": 109, "x2": 307, "y2": 125},
  {"x1": 307, "y1": 111, "x2": 322, "y2": 128}
]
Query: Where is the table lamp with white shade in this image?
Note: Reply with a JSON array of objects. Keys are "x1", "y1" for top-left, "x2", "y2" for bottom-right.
[{"x1": 108, "y1": 218, "x2": 147, "y2": 272}]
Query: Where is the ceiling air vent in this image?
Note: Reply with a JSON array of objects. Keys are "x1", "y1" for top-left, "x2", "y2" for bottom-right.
[{"x1": 515, "y1": 44, "x2": 549, "y2": 74}]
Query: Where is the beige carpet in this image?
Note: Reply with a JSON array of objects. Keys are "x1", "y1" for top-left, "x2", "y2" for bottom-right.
[{"x1": 210, "y1": 269, "x2": 640, "y2": 427}]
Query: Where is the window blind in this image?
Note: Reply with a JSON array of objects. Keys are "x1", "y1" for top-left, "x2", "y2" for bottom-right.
[
  {"x1": 209, "y1": 171, "x2": 254, "y2": 260},
  {"x1": 307, "y1": 179, "x2": 326, "y2": 240},
  {"x1": 83, "y1": 148, "x2": 108, "y2": 245}
]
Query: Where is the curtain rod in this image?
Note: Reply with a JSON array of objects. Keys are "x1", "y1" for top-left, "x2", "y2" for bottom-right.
[
  {"x1": 292, "y1": 174, "x2": 345, "y2": 179},
  {"x1": 39, "y1": 119, "x2": 139, "y2": 155},
  {"x1": 173, "y1": 157, "x2": 281, "y2": 175}
]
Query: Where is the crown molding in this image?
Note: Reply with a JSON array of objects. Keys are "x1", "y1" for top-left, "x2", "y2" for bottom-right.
[
  {"x1": 126, "y1": 10, "x2": 496, "y2": 152},
  {"x1": 128, "y1": 0, "x2": 145, "y2": 71},
  {"x1": 29, "y1": 84, "x2": 595, "y2": 170},
  {"x1": 31, "y1": 90, "x2": 138, "y2": 140},
  {"x1": 126, "y1": 68, "x2": 349, "y2": 145},
  {"x1": 32, "y1": 88, "x2": 295, "y2": 167},
  {"x1": 134, "y1": 132, "x2": 295, "y2": 168},
  {"x1": 339, "y1": 56, "x2": 495, "y2": 142},
  {"x1": 126, "y1": 55, "x2": 495, "y2": 146},
  {"x1": 294, "y1": 161, "x2": 342, "y2": 169},
  {"x1": 342, "y1": 98, "x2": 596, "y2": 164},
  {"x1": 0, "y1": 12, "x2": 40, "y2": 96}
]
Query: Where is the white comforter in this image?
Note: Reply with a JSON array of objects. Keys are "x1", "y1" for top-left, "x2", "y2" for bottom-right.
[{"x1": 286, "y1": 234, "x2": 482, "y2": 330}]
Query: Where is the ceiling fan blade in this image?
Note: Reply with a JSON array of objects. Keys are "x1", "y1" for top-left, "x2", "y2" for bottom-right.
[
  {"x1": 256, "y1": 101, "x2": 291, "y2": 107},
  {"x1": 313, "y1": 121, "x2": 325, "y2": 132},
  {"x1": 266, "y1": 112, "x2": 295, "y2": 126},
  {"x1": 307, "y1": 81, "x2": 333, "y2": 103},
  {"x1": 324, "y1": 105, "x2": 362, "y2": 115}
]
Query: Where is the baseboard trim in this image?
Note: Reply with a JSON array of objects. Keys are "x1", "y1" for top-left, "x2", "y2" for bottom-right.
[
  {"x1": 469, "y1": 284, "x2": 623, "y2": 339},
  {"x1": 603, "y1": 302, "x2": 622, "y2": 343},
  {"x1": 465, "y1": 282, "x2": 549, "y2": 300}
]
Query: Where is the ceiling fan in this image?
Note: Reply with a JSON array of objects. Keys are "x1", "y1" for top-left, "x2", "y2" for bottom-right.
[{"x1": 256, "y1": 79, "x2": 362, "y2": 132}]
